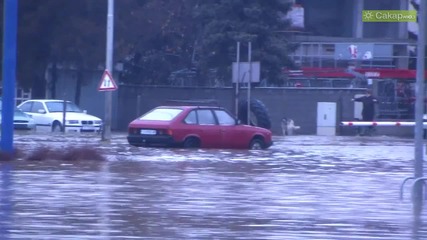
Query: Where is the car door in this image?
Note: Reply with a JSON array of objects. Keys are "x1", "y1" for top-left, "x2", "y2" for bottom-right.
[
  {"x1": 195, "y1": 109, "x2": 222, "y2": 148},
  {"x1": 213, "y1": 109, "x2": 243, "y2": 149},
  {"x1": 28, "y1": 101, "x2": 52, "y2": 129}
]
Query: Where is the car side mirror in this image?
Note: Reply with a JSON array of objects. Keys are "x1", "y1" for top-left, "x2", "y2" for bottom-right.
[
  {"x1": 236, "y1": 119, "x2": 242, "y2": 125},
  {"x1": 37, "y1": 109, "x2": 46, "y2": 114}
]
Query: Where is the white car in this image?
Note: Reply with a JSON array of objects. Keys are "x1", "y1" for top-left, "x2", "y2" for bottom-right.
[{"x1": 17, "y1": 99, "x2": 103, "y2": 133}]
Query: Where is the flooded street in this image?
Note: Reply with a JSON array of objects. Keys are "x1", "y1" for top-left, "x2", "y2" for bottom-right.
[{"x1": 0, "y1": 133, "x2": 424, "y2": 239}]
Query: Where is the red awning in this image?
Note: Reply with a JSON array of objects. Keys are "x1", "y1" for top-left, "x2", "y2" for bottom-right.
[{"x1": 285, "y1": 67, "x2": 427, "y2": 79}]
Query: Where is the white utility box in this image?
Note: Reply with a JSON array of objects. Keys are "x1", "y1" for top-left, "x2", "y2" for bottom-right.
[{"x1": 317, "y1": 102, "x2": 337, "y2": 136}]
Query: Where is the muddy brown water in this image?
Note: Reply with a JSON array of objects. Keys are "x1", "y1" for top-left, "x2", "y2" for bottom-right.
[{"x1": 0, "y1": 133, "x2": 425, "y2": 239}]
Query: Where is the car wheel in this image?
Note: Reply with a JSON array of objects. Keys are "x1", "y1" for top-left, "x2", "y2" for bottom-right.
[
  {"x1": 249, "y1": 138, "x2": 264, "y2": 150},
  {"x1": 52, "y1": 121, "x2": 62, "y2": 132},
  {"x1": 183, "y1": 137, "x2": 200, "y2": 148}
]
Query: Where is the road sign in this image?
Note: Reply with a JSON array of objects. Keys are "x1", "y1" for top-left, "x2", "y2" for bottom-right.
[
  {"x1": 98, "y1": 69, "x2": 118, "y2": 91},
  {"x1": 232, "y1": 62, "x2": 261, "y2": 83}
]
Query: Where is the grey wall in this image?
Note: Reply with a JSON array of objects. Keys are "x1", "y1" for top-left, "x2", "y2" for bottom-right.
[
  {"x1": 297, "y1": 0, "x2": 405, "y2": 39},
  {"x1": 116, "y1": 85, "x2": 366, "y2": 135},
  {"x1": 54, "y1": 72, "x2": 413, "y2": 137}
]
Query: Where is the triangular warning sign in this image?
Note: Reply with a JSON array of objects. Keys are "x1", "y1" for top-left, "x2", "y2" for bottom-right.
[{"x1": 98, "y1": 69, "x2": 118, "y2": 91}]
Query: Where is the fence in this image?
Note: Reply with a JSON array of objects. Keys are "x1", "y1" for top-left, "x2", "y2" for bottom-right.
[{"x1": 0, "y1": 88, "x2": 32, "y2": 106}]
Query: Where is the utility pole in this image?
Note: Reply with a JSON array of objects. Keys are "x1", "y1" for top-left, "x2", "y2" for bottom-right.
[
  {"x1": 1, "y1": 0, "x2": 18, "y2": 153},
  {"x1": 102, "y1": 0, "x2": 115, "y2": 141},
  {"x1": 413, "y1": 0, "x2": 426, "y2": 215}
]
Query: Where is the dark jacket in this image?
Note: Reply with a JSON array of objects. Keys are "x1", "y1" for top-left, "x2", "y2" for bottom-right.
[{"x1": 354, "y1": 95, "x2": 378, "y2": 121}]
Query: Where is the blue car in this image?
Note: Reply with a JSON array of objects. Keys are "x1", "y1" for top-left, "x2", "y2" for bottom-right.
[{"x1": 0, "y1": 99, "x2": 36, "y2": 130}]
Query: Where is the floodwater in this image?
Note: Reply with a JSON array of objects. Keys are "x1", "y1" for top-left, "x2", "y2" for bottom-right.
[{"x1": 0, "y1": 132, "x2": 424, "y2": 239}]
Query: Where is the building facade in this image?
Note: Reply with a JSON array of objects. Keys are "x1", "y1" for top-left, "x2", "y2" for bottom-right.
[{"x1": 286, "y1": 0, "x2": 423, "y2": 120}]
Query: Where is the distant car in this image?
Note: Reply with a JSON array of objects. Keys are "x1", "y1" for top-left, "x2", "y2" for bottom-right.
[
  {"x1": 0, "y1": 98, "x2": 36, "y2": 131},
  {"x1": 17, "y1": 99, "x2": 102, "y2": 133},
  {"x1": 0, "y1": 106, "x2": 36, "y2": 131},
  {"x1": 127, "y1": 105, "x2": 273, "y2": 150},
  {"x1": 11, "y1": 108, "x2": 37, "y2": 130}
]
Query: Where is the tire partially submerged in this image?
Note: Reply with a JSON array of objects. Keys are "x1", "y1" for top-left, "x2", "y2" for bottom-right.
[
  {"x1": 249, "y1": 138, "x2": 265, "y2": 150},
  {"x1": 238, "y1": 99, "x2": 271, "y2": 130},
  {"x1": 183, "y1": 137, "x2": 201, "y2": 148}
]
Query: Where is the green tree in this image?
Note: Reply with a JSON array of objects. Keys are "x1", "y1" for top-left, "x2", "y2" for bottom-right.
[
  {"x1": 17, "y1": 0, "x2": 108, "y2": 100},
  {"x1": 17, "y1": 0, "x2": 155, "y2": 99},
  {"x1": 18, "y1": 0, "x2": 57, "y2": 97},
  {"x1": 49, "y1": 1, "x2": 107, "y2": 104},
  {"x1": 13, "y1": 0, "x2": 295, "y2": 93},
  {"x1": 117, "y1": 0, "x2": 198, "y2": 85},
  {"x1": 16, "y1": 0, "x2": 197, "y2": 92},
  {"x1": 193, "y1": 0, "x2": 296, "y2": 86}
]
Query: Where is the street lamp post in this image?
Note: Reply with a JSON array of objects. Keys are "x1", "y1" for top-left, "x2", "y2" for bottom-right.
[
  {"x1": 413, "y1": 0, "x2": 426, "y2": 214},
  {"x1": 102, "y1": 0, "x2": 115, "y2": 141}
]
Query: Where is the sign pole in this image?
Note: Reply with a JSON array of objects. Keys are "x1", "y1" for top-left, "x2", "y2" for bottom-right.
[
  {"x1": 1, "y1": 0, "x2": 18, "y2": 153},
  {"x1": 246, "y1": 42, "x2": 252, "y2": 125},
  {"x1": 62, "y1": 99, "x2": 67, "y2": 133},
  {"x1": 235, "y1": 42, "x2": 240, "y2": 117},
  {"x1": 102, "y1": 0, "x2": 115, "y2": 141}
]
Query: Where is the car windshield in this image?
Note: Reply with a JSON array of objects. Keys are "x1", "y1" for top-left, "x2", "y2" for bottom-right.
[
  {"x1": 140, "y1": 108, "x2": 183, "y2": 121},
  {"x1": 45, "y1": 101, "x2": 83, "y2": 113}
]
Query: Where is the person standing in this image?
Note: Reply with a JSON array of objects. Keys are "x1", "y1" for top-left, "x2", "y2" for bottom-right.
[{"x1": 352, "y1": 89, "x2": 378, "y2": 135}]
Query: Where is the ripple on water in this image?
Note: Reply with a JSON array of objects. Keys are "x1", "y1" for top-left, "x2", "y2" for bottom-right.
[{"x1": 1, "y1": 133, "x2": 421, "y2": 239}]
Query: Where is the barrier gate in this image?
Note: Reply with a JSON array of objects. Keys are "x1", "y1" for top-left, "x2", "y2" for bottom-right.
[{"x1": 284, "y1": 67, "x2": 423, "y2": 120}]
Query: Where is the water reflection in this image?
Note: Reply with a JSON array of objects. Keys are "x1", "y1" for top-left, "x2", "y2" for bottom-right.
[
  {"x1": 0, "y1": 163, "x2": 12, "y2": 240},
  {"x1": 1, "y1": 133, "x2": 425, "y2": 239},
  {"x1": 412, "y1": 215, "x2": 422, "y2": 240},
  {"x1": 96, "y1": 162, "x2": 112, "y2": 239}
]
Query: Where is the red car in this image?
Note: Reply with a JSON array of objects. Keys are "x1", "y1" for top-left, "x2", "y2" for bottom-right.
[{"x1": 127, "y1": 105, "x2": 273, "y2": 150}]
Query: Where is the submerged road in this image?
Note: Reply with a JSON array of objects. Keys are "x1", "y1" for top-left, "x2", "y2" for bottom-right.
[{"x1": 0, "y1": 132, "x2": 423, "y2": 239}]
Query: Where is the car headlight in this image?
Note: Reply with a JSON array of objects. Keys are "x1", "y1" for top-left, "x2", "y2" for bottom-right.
[
  {"x1": 67, "y1": 120, "x2": 80, "y2": 124},
  {"x1": 94, "y1": 120, "x2": 102, "y2": 125}
]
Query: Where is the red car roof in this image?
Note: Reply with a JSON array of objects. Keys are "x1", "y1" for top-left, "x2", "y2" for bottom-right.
[{"x1": 156, "y1": 106, "x2": 221, "y2": 109}]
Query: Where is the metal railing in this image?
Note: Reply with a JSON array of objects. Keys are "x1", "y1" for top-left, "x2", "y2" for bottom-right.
[
  {"x1": 290, "y1": 42, "x2": 422, "y2": 69},
  {"x1": 400, "y1": 177, "x2": 427, "y2": 202}
]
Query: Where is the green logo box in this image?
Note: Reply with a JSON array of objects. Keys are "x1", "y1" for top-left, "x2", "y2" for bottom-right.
[{"x1": 362, "y1": 10, "x2": 417, "y2": 22}]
